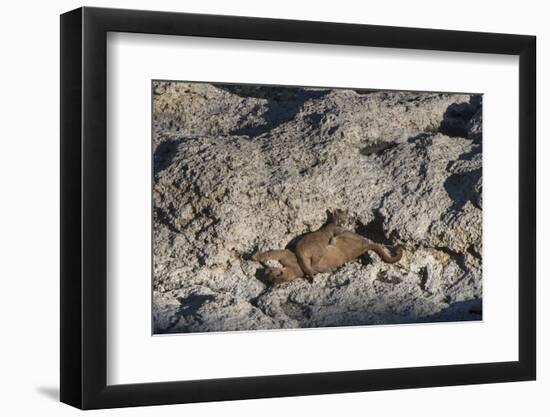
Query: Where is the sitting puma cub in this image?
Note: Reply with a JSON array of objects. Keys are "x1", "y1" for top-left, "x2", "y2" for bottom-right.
[{"x1": 253, "y1": 210, "x2": 402, "y2": 284}]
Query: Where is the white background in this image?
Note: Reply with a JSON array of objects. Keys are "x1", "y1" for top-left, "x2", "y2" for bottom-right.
[
  {"x1": 108, "y1": 33, "x2": 518, "y2": 384},
  {"x1": 0, "y1": 0, "x2": 546, "y2": 416}
]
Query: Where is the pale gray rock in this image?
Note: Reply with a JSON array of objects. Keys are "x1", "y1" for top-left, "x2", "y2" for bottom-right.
[
  {"x1": 152, "y1": 81, "x2": 483, "y2": 333},
  {"x1": 467, "y1": 109, "x2": 483, "y2": 144}
]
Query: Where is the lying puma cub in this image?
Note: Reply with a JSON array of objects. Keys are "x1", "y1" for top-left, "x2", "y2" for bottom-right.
[{"x1": 253, "y1": 210, "x2": 402, "y2": 284}]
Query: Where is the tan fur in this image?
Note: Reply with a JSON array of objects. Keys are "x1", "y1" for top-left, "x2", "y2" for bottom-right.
[
  {"x1": 313, "y1": 231, "x2": 402, "y2": 273},
  {"x1": 293, "y1": 209, "x2": 348, "y2": 277},
  {"x1": 253, "y1": 210, "x2": 403, "y2": 284},
  {"x1": 252, "y1": 249, "x2": 304, "y2": 284}
]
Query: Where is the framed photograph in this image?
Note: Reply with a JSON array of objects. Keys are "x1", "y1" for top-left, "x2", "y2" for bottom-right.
[{"x1": 60, "y1": 6, "x2": 536, "y2": 409}]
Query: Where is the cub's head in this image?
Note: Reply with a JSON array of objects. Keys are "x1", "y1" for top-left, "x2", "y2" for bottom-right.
[
  {"x1": 326, "y1": 208, "x2": 349, "y2": 226},
  {"x1": 266, "y1": 267, "x2": 295, "y2": 284}
]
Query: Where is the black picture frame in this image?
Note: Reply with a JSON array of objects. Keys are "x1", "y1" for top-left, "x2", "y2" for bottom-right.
[{"x1": 60, "y1": 6, "x2": 536, "y2": 410}]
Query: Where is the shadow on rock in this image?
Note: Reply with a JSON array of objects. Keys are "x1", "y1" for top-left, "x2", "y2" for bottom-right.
[
  {"x1": 419, "y1": 298, "x2": 482, "y2": 322},
  {"x1": 355, "y1": 213, "x2": 394, "y2": 245},
  {"x1": 175, "y1": 294, "x2": 216, "y2": 320},
  {"x1": 444, "y1": 168, "x2": 482, "y2": 211},
  {"x1": 216, "y1": 85, "x2": 329, "y2": 138},
  {"x1": 439, "y1": 95, "x2": 482, "y2": 138},
  {"x1": 444, "y1": 141, "x2": 482, "y2": 212},
  {"x1": 254, "y1": 267, "x2": 274, "y2": 286},
  {"x1": 153, "y1": 138, "x2": 184, "y2": 176}
]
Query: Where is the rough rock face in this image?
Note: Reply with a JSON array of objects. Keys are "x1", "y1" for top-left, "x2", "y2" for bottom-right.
[{"x1": 152, "y1": 81, "x2": 482, "y2": 334}]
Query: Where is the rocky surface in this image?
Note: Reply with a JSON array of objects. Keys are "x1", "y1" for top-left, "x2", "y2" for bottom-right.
[{"x1": 152, "y1": 81, "x2": 482, "y2": 334}]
